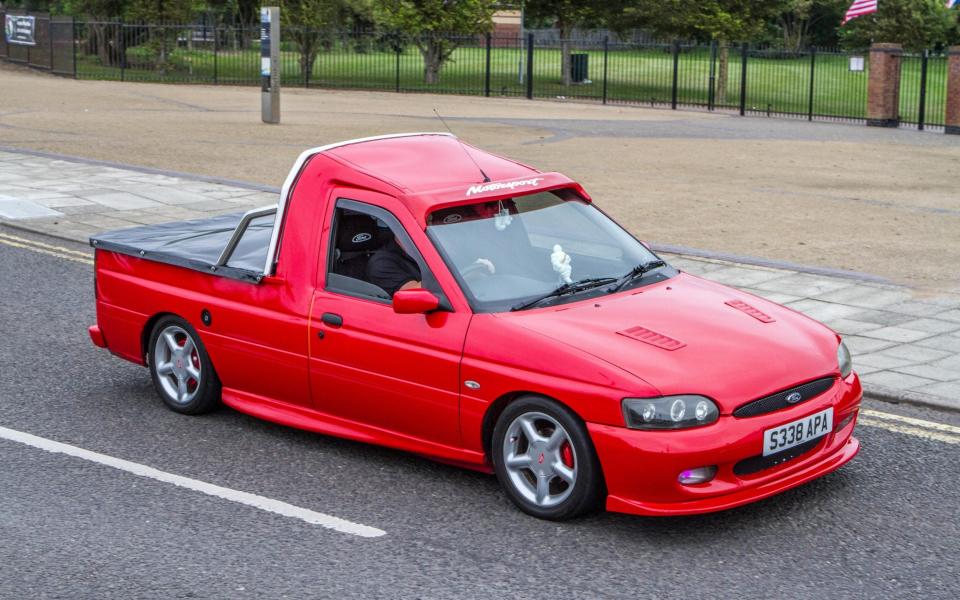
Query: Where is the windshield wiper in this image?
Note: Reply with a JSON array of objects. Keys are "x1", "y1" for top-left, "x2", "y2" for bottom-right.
[
  {"x1": 511, "y1": 277, "x2": 618, "y2": 311},
  {"x1": 611, "y1": 260, "x2": 667, "y2": 293}
]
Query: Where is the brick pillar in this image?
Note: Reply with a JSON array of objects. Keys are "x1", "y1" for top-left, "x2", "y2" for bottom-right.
[
  {"x1": 867, "y1": 43, "x2": 902, "y2": 128},
  {"x1": 946, "y1": 46, "x2": 960, "y2": 135}
]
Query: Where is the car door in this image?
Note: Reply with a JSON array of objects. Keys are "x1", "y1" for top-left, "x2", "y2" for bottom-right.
[{"x1": 308, "y1": 193, "x2": 471, "y2": 448}]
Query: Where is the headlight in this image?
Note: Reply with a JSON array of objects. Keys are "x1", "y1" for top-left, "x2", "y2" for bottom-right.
[
  {"x1": 838, "y1": 340, "x2": 853, "y2": 379},
  {"x1": 622, "y1": 396, "x2": 719, "y2": 430}
]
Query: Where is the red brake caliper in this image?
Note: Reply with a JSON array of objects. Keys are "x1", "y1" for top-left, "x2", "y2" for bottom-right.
[
  {"x1": 560, "y1": 441, "x2": 575, "y2": 468},
  {"x1": 178, "y1": 336, "x2": 199, "y2": 391}
]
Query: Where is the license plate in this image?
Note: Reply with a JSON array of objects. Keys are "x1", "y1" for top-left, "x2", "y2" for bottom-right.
[{"x1": 762, "y1": 408, "x2": 833, "y2": 457}]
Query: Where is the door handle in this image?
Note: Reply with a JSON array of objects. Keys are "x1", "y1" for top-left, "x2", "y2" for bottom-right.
[{"x1": 321, "y1": 312, "x2": 343, "y2": 328}]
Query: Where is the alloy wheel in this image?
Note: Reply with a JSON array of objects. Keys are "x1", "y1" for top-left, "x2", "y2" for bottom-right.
[{"x1": 501, "y1": 411, "x2": 578, "y2": 508}]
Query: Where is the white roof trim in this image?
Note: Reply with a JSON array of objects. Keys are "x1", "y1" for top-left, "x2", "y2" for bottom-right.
[{"x1": 262, "y1": 132, "x2": 455, "y2": 275}]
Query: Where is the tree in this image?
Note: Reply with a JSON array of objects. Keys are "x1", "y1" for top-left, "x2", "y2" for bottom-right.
[
  {"x1": 775, "y1": 0, "x2": 848, "y2": 51},
  {"x1": 374, "y1": 0, "x2": 495, "y2": 84},
  {"x1": 281, "y1": 0, "x2": 366, "y2": 84},
  {"x1": 523, "y1": 0, "x2": 601, "y2": 86},
  {"x1": 627, "y1": 1, "x2": 789, "y2": 102},
  {"x1": 838, "y1": 0, "x2": 954, "y2": 51}
]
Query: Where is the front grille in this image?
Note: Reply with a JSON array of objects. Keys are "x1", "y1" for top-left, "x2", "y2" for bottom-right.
[
  {"x1": 733, "y1": 438, "x2": 821, "y2": 476},
  {"x1": 733, "y1": 377, "x2": 836, "y2": 418}
]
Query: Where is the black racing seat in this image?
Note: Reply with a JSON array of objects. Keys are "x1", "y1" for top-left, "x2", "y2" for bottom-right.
[{"x1": 333, "y1": 213, "x2": 389, "y2": 280}]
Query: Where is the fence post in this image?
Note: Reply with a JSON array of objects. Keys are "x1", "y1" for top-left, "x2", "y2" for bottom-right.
[
  {"x1": 213, "y1": 26, "x2": 218, "y2": 84},
  {"x1": 808, "y1": 47, "x2": 816, "y2": 121},
  {"x1": 946, "y1": 46, "x2": 960, "y2": 134},
  {"x1": 48, "y1": 16, "x2": 54, "y2": 71},
  {"x1": 739, "y1": 42, "x2": 748, "y2": 116},
  {"x1": 918, "y1": 49, "x2": 929, "y2": 131},
  {"x1": 395, "y1": 44, "x2": 401, "y2": 93},
  {"x1": 866, "y1": 43, "x2": 903, "y2": 127},
  {"x1": 119, "y1": 19, "x2": 124, "y2": 82},
  {"x1": 602, "y1": 36, "x2": 609, "y2": 105},
  {"x1": 525, "y1": 32, "x2": 534, "y2": 100},
  {"x1": 72, "y1": 17, "x2": 77, "y2": 79},
  {"x1": 707, "y1": 40, "x2": 717, "y2": 111},
  {"x1": 484, "y1": 32, "x2": 491, "y2": 97},
  {"x1": 671, "y1": 41, "x2": 680, "y2": 110}
]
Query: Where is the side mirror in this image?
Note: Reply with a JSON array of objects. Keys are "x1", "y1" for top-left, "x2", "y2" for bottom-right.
[{"x1": 392, "y1": 288, "x2": 440, "y2": 314}]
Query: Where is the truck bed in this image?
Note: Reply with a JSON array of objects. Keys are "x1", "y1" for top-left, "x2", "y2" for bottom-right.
[{"x1": 89, "y1": 211, "x2": 275, "y2": 283}]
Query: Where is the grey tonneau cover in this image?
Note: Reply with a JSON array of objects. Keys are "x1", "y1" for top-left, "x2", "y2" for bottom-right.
[{"x1": 89, "y1": 211, "x2": 275, "y2": 283}]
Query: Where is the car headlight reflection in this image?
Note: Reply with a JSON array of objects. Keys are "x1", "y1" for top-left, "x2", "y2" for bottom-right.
[
  {"x1": 838, "y1": 340, "x2": 853, "y2": 379},
  {"x1": 622, "y1": 396, "x2": 719, "y2": 430}
]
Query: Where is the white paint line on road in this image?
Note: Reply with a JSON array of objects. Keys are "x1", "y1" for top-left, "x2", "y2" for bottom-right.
[{"x1": 0, "y1": 425, "x2": 386, "y2": 538}]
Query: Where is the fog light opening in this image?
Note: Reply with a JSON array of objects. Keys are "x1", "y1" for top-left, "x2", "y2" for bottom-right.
[
  {"x1": 678, "y1": 465, "x2": 717, "y2": 485},
  {"x1": 834, "y1": 409, "x2": 858, "y2": 433}
]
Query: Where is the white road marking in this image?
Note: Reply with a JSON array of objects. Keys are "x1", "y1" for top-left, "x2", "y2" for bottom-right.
[
  {"x1": 0, "y1": 425, "x2": 386, "y2": 538},
  {"x1": 858, "y1": 409, "x2": 960, "y2": 445}
]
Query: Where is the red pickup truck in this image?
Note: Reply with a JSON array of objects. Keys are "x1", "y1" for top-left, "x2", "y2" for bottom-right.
[{"x1": 89, "y1": 132, "x2": 861, "y2": 520}]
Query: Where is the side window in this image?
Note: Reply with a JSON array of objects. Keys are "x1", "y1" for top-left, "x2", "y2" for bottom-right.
[{"x1": 325, "y1": 199, "x2": 445, "y2": 304}]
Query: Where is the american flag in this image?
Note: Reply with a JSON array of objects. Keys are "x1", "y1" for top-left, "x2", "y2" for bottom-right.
[{"x1": 842, "y1": 0, "x2": 878, "y2": 25}]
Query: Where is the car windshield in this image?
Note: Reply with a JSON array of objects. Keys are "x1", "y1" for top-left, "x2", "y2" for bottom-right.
[{"x1": 426, "y1": 190, "x2": 674, "y2": 313}]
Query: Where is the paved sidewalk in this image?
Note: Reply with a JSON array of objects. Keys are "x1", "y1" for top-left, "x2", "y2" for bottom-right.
[{"x1": 1, "y1": 148, "x2": 957, "y2": 411}]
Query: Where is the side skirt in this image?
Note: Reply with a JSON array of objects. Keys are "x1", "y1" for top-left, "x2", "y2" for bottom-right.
[{"x1": 221, "y1": 388, "x2": 492, "y2": 473}]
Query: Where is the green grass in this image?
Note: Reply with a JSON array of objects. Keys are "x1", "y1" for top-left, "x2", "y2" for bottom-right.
[{"x1": 76, "y1": 44, "x2": 949, "y2": 126}]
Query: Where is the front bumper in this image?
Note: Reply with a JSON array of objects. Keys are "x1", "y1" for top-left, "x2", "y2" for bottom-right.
[{"x1": 589, "y1": 373, "x2": 862, "y2": 516}]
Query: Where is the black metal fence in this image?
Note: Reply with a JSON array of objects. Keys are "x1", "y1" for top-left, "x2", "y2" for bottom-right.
[
  {"x1": 1, "y1": 18, "x2": 952, "y2": 131},
  {"x1": 0, "y1": 11, "x2": 75, "y2": 76}
]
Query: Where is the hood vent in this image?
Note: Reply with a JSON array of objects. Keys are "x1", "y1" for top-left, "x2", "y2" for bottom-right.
[
  {"x1": 616, "y1": 326, "x2": 686, "y2": 351},
  {"x1": 726, "y1": 300, "x2": 775, "y2": 323}
]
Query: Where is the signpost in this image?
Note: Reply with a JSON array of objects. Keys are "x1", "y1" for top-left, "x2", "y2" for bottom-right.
[
  {"x1": 4, "y1": 15, "x2": 36, "y2": 46},
  {"x1": 261, "y1": 7, "x2": 280, "y2": 124}
]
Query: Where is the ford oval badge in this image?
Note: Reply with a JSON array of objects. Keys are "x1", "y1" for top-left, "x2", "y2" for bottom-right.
[
  {"x1": 786, "y1": 392, "x2": 803, "y2": 404},
  {"x1": 351, "y1": 232, "x2": 372, "y2": 244}
]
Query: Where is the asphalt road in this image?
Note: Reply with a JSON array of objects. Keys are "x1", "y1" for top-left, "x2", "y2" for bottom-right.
[{"x1": 1, "y1": 225, "x2": 958, "y2": 599}]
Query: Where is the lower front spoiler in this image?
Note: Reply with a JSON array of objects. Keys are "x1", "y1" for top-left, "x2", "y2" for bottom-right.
[
  {"x1": 88, "y1": 325, "x2": 107, "y2": 348},
  {"x1": 606, "y1": 436, "x2": 860, "y2": 517}
]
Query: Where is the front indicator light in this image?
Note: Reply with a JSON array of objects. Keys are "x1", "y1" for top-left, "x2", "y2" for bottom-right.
[
  {"x1": 838, "y1": 340, "x2": 853, "y2": 379},
  {"x1": 679, "y1": 466, "x2": 717, "y2": 485},
  {"x1": 622, "y1": 395, "x2": 719, "y2": 430}
]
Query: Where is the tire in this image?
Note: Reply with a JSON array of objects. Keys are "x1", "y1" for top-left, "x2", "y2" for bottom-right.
[
  {"x1": 491, "y1": 396, "x2": 603, "y2": 520},
  {"x1": 147, "y1": 316, "x2": 221, "y2": 415}
]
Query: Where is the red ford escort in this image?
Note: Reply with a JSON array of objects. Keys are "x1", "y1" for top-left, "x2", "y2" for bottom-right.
[{"x1": 89, "y1": 133, "x2": 860, "y2": 520}]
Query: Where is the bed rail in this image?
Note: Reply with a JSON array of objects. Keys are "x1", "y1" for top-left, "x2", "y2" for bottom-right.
[{"x1": 216, "y1": 205, "x2": 277, "y2": 269}]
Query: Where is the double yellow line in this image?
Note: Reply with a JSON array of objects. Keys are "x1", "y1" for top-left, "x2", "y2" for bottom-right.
[
  {"x1": 859, "y1": 409, "x2": 960, "y2": 445},
  {"x1": 0, "y1": 231, "x2": 94, "y2": 265}
]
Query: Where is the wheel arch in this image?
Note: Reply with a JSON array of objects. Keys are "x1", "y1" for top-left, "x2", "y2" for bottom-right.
[{"x1": 481, "y1": 390, "x2": 583, "y2": 461}]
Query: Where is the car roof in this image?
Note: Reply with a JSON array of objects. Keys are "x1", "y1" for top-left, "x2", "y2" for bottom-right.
[
  {"x1": 266, "y1": 133, "x2": 587, "y2": 272},
  {"x1": 321, "y1": 133, "x2": 540, "y2": 194}
]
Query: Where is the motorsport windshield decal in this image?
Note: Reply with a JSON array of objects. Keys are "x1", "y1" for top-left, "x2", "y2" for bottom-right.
[{"x1": 466, "y1": 178, "x2": 542, "y2": 197}]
